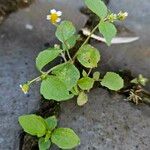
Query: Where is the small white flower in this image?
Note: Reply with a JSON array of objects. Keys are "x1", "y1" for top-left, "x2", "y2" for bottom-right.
[
  {"x1": 124, "y1": 12, "x2": 128, "y2": 17},
  {"x1": 47, "y1": 9, "x2": 62, "y2": 24},
  {"x1": 20, "y1": 84, "x2": 29, "y2": 94},
  {"x1": 118, "y1": 11, "x2": 128, "y2": 21}
]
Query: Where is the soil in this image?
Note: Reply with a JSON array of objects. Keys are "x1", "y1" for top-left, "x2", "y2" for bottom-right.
[{"x1": 0, "y1": 0, "x2": 34, "y2": 24}]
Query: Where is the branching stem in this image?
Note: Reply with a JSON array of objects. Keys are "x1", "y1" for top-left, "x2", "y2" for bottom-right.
[
  {"x1": 28, "y1": 22, "x2": 100, "y2": 85},
  {"x1": 73, "y1": 23, "x2": 100, "y2": 61}
]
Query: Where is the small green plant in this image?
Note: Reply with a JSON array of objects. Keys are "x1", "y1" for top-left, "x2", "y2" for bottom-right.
[
  {"x1": 19, "y1": 114, "x2": 80, "y2": 150},
  {"x1": 20, "y1": 0, "x2": 127, "y2": 105},
  {"x1": 19, "y1": 0, "x2": 128, "y2": 149},
  {"x1": 131, "y1": 74, "x2": 149, "y2": 86}
]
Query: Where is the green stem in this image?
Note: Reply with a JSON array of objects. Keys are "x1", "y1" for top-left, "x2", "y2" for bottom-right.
[
  {"x1": 66, "y1": 49, "x2": 72, "y2": 61},
  {"x1": 60, "y1": 51, "x2": 67, "y2": 62},
  {"x1": 28, "y1": 22, "x2": 100, "y2": 85},
  {"x1": 73, "y1": 23, "x2": 100, "y2": 61},
  {"x1": 28, "y1": 64, "x2": 62, "y2": 85},
  {"x1": 87, "y1": 68, "x2": 92, "y2": 76},
  {"x1": 28, "y1": 76, "x2": 41, "y2": 85},
  {"x1": 63, "y1": 41, "x2": 73, "y2": 61}
]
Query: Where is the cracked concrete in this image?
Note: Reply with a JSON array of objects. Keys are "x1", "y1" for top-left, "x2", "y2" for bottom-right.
[{"x1": 0, "y1": 0, "x2": 149, "y2": 150}]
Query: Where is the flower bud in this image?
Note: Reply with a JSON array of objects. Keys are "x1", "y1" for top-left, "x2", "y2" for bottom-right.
[
  {"x1": 20, "y1": 83, "x2": 30, "y2": 94},
  {"x1": 107, "y1": 13, "x2": 117, "y2": 22},
  {"x1": 117, "y1": 11, "x2": 128, "y2": 21}
]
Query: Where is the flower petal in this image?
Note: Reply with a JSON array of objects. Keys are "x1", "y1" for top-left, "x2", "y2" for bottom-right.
[
  {"x1": 56, "y1": 18, "x2": 61, "y2": 23},
  {"x1": 50, "y1": 9, "x2": 56, "y2": 14},
  {"x1": 57, "y1": 11, "x2": 62, "y2": 16},
  {"x1": 46, "y1": 15, "x2": 51, "y2": 20}
]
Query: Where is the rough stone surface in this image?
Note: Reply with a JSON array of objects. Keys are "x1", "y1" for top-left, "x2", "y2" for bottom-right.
[
  {"x1": 0, "y1": 0, "x2": 150, "y2": 150},
  {"x1": 59, "y1": 89, "x2": 150, "y2": 150}
]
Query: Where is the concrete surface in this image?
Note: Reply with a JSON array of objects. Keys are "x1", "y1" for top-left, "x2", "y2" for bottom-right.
[
  {"x1": 60, "y1": 89, "x2": 150, "y2": 150},
  {"x1": 95, "y1": 0, "x2": 150, "y2": 89},
  {"x1": 0, "y1": 0, "x2": 149, "y2": 150}
]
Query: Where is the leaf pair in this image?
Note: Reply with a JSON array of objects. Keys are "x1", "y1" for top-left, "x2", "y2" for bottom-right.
[
  {"x1": 77, "y1": 72, "x2": 124, "y2": 106},
  {"x1": 77, "y1": 76, "x2": 94, "y2": 106},
  {"x1": 19, "y1": 114, "x2": 80, "y2": 150},
  {"x1": 85, "y1": 0, "x2": 117, "y2": 45}
]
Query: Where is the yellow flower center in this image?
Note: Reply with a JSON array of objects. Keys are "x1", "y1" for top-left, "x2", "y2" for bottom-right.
[{"x1": 50, "y1": 13, "x2": 58, "y2": 24}]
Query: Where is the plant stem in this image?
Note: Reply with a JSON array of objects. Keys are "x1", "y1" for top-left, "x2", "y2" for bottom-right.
[
  {"x1": 87, "y1": 68, "x2": 92, "y2": 76},
  {"x1": 28, "y1": 76, "x2": 41, "y2": 85},
  {"x1": 73, "y1": 23, "x2": 100, "y2": 61},
  {"x1": 63, "y1": 41, "x2": 73, "y2": 61},
  {"x1": 28, "y1": 64, "x2": 62, "y2": 85},
  {"x1": 60, "y1": 51, "x2": 67, "y2": 62},
  {"x1": 66, "y1": 49, "x2": 72, "y2": 61},
  {"x1": 28, "y1": 23, "x2": 100, "y2": 85}
]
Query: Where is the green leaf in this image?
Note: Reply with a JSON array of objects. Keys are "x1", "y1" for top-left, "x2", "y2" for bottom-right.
[
  {"x1": 82, "y1": 70, "x2": 88, "y2": 77},
  {"x1": 18, "y1": 114, "x2": 46, "y2": 137},
  {"x1": 56, "y1": 21, "x2": 76, "y2": 42},
  {"x1": 78, "y1": 77, "x2": 94, "y2": 91},
  {"x1": 51, "y1": 128, "x2": 80, "y2": 149},
  {"x1": 52, "y1": 62, "x2": 80, "y2": 90},
  {"x1": 93, "y1": 71, "x2": 100, "y2": 81},
  {"x1": 45, "y1": 116, "x2": 57, "y2": 131},
  {"x1": 38, "y1": 138, "x2": 51, "y2": 150},
  {"x1": 77, "y1": 91, "x2": 88, "y2": 106},
  {"x1": 85, "y1": 0, "x2": 107, "y2": 18},
  {"x1": 62, "y1": 35, "x2": 79, "y2": 50},
  {"x1": 71, "y1": 85, "x2": 79, "y2": 95},
  {"x1": 77, "y1": 44, "x2": 100, "y2": 68},
  {"x1": 98, "y1": 21, "x2": 117, "y2": 46},
  {"x1": 36, "y1": 48, "x2": 61, "y2": 71},
  {"x1": 130, "y1": 78, "x2": 138, "y2": 84},
  {"x1": 40, "y1": 75, "x2": 73, "y2": 101},
  {"x1": 101, "y1": 72, "x2": 124, "y2": 91}
]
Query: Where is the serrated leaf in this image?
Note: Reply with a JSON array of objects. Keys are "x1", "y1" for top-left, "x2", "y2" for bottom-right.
[
  {"x1": 40, "y1": 75, "x2": 73, "y2": 101},
  {"x1": 45, "y1": 116, "x2": 57, "y2": 131},
  {"x1": 52, "y1": 62, "x2": 80, "y2": 90},
  {"x1": 56, "y1": 21, "x2": 76, "y2": 42},
  {"x1": 36, "y1": 48, "x2": 61, "y2": 71},
  {"x1": 51, "y1": 128, "x2": 80, "y2": 149},
  {"x1": 38, "y1": 138, "x2": 51, "y2": 150},
  {"x1": 19, "y1": 114, "x2": 46, "y2": 137},
  {"x1": 78, "y1": 77, "x2": 94, "y2": 91},
  {"x1": 77, "y1": 91, "x2": 88, "y2": 106},
  {"x1": 93, "y1": 71, "x2": 100, "y2": 81},
  {"x1": 98, "y1": 21, "x2": 117, "y2": 46},
  {"x1": 85, "y1": 0, "x2": 107, "y2": 18},
  {"x1": 101, "y1": 72, "x2": 124, "y2": 91},
  {"x1": 77, "y1": 44, "x2": 100, "y2": 68},
  {"x1": 62, "y1": 35, "x2": 79, "y2": 50}
]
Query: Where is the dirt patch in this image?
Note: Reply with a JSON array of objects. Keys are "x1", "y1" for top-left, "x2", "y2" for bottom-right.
[{"x1": 0, "y1": 0, "x2": 34, "y2": 24}]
